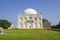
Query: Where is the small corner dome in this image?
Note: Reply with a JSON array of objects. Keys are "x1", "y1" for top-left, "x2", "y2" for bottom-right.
[{"x1": 24, "y1": 8, "x2": 37, "y2": 14}]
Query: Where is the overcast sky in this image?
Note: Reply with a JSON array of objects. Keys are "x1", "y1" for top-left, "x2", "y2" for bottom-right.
[{"x1": 0, "y1": 0, "x2": 60, "y2": 25}]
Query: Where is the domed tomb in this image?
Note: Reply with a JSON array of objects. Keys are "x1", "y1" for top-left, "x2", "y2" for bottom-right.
[{"x1": 24, "y1": 8, "x2": 37, "y2": 14}]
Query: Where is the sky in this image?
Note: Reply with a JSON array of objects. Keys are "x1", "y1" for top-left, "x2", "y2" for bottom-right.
[{"x1": 0, "y1": 0, "x2": 60, "y2": 26}]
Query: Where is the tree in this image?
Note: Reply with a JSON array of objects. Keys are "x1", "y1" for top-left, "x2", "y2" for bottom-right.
[
  {"x1": 51, "y1": 22, "x2": 60, "y2": 29},
  {"x1": 0, "y1": 19, "x2": 12, "y2": 29}
]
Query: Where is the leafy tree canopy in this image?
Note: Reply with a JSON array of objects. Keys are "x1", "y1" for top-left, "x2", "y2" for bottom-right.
[{"x1": 0, "y1": 19, "x2": 12, "y2": 29}]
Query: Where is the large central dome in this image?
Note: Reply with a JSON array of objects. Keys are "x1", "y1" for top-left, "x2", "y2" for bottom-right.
[{"x1": 24, "y1": 8, "x2": 37, "y2": 14}]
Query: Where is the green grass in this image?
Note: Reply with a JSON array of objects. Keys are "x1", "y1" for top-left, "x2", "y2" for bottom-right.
[{"x1": 0, "y1": 29, "x2": 60, "y2": 40}]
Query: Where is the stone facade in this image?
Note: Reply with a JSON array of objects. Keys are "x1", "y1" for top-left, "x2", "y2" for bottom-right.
[
  {"x1": 43, "y1": 19, "x2": 51, "y2": 29},
  {"x1": 18, "y1": 14, "x2": 43, "y2": 29}
]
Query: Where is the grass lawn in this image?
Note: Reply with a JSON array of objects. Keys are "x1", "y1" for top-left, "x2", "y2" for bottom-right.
[{"x1": 0, "y1": 29, "x2": 60, "y2": 40}]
